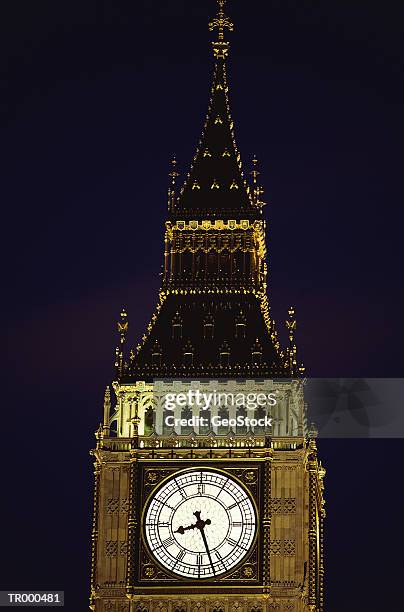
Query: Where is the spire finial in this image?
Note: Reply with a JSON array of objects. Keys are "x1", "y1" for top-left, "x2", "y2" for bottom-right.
[
  {"x1": 168, "y1": 155, "x2": 179, "y2": 211},
  {"x1": 209, "y1": 0, "x2": 234, "y2": 60},
  {"x1": 117, "y1": 307, "x2": 128, "y2": 345},
  {"x1": 115, "y1": 307, "x2": 128, "y2": 377},
  {"x1": 250, "y1": 156, "x2": 266, "y2": 208},
  {"x1": 95, "y1": 423, "x2": 104, "y2": 448},
  {"x1": 286, "y1": 306, "x2": 297, "y2": 375},
  {"x1": 103, "y1": 386, "x2": 111, "y2": 436}
]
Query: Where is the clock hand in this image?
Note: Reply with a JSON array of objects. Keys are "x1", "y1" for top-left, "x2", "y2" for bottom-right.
[
  {"x1": 175, "y1": 511, "x2": 212, "y2": 535},
  {"x1": 199, "y1": 525, "x2": 215, "y2": 575},
  {"x1": 193, "y1": 511, "x2": 215, "y2": 576},
  {"x1": 174, "y1": 522, "x2": 197, "y2": 535},
  {"x1": 193, "y1": 510, "x2": 211, "y2": 528}
]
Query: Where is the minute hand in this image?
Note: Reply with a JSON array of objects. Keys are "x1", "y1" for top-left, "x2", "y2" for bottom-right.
[{"x1": 198, "y1": 526, "x2": 215, "y2": 575}]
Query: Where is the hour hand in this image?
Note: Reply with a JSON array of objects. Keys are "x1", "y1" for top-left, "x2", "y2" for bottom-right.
[{"x1": 174, "y1": 522, "x2": 197, "y2": 534}]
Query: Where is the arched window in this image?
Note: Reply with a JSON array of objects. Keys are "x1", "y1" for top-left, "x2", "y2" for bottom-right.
[
  {"x1": 180, "y1": 407, "x2": 193, "y2": 435},
  {"x1": 251, "y1": 338, "x2": 262, "y2": 365},
  {"x1": 234, "y1": 251, "x2": 243, "y2": 273},
  {"x1": 207, "y1": 252, "x2": 216, "y2": 273},
  {"x1": 199, "y1": 410, "x2": 211, "y2": 435},
  {"x1": 244, "y1": 252, "x2": 251, "y2": 274},
  {"x1": 183, "y1": 341, "x2": 194, "y2": 366},
  {"x1": 217, "y1": 407, "x2": 229, "y2": 435},
  {"x1": 254, "y1": 406, "x2": 266, "y2": 434},
  {"x1": 219, "y1": 251, "x2": 230, "y2": 274},
  {"x1": 144, "y1": 406, "x2": 154, "y2": 435},
  {"x1": 195, "y1": 252, "x2": 205, "y2": 274},
  {"x1": 172, "y1": 312, "x2": 183, "y2": 340},
  {"x1": 163, "y1": 408, "x2": 173, "y2": 435},
  {"x1": 109, "y1": 419, "x2": 118, "y2": 437},
  {"x1": 151, "y1": 341, "x2": 162, "y2": 366},
  {"x1": 236, "y1": 407, "x2": 247, "y2": 435},
  {"x1": 181, "y1": 252, "x2": 192, "y2": 273},
  {"x1": 203, "y1": 314, "x2": 214, "y2": 339},
  {"x1": 219, "y1": 341, "x2": 230, "y2": 366},
  {"x1": 235, "y1": 310, "x2": 246, "y2": 339}
]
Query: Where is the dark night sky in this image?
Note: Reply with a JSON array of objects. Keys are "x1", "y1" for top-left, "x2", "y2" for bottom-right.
[{"x1": 1, "y1": 1, "x2": 404, "y2": 610}]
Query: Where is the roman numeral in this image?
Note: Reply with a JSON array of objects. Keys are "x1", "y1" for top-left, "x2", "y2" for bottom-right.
[
  {"x1": 174, "y1": 479, "x2": 187, "y2": 498},
  {"x1": 227, "y1": 537, "x2": 237, "y2": 546},
  {"x1": 197, "y1": 483, "x2": 205, "y2": 494},
  {"x1": 154, "y1": 499, "x2": 175, "y2": 510},
  {"x1": 162, "y1": 537, "x2": 175, "y2": 548},
  {"x1": 176, "y1": 549, "x2": 185, "y2": 561},
  {"x1": 228, "y1": 503, "x2": 238, "y2": 510},
  {"x1": 196, "y1": 554, "x2": 203, "y2": 565},
  {"x1": 226, "y1": 537, "x2": 248, "y2": 551}
]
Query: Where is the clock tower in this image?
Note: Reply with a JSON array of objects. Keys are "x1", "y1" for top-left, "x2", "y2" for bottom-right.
[{"x1": 89, "y1": 2, "x2": 325, "y2": 611}]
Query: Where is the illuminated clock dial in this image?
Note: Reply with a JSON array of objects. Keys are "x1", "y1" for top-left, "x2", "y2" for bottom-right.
[{"x1": 144, "y1": 469, "x2": 256, "y2": 579}]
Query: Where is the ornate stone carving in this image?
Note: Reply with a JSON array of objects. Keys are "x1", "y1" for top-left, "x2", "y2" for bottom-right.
[
  {"x1": 283, "y1": 539, "x2": 296, "y2": 556},
  {"x1": 98, "y1": 588, "x2": 127, "y2": 597},
  {"x1": 143, "y1": 468, "x2": 177, "y2": 496},
  {"x1": 104, "y1": 604, "x2": 129, "y2": 612},
  {"x1": 270, "y1": 540, "x2": 282, "y2": 555},
  {"x1": 270, "y1": 498, "x2": 296, "y2": 514},
  {"x1": 105, "y1": 540, "x2": 118, "y2": 557},
  {"x1": 107, "y1": 498, "x2": 119, "y2": 514},
  {"x1": 283, "y1": 498, "x2": 296, "y2": 513},
  {"x1": 271, "y1": 498, "x2": 283, "y2": 514},
  {"x1": 241, "y1": 564, "x2": 256, "y2": 579},
  {"x1": 269, "y1": 539, "x2": 296, "y2": 556}
]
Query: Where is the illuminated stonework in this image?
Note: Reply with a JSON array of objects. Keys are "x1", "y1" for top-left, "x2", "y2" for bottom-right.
[{"x1": 90, "y1": 2, "x2": 325, "y2": 611}]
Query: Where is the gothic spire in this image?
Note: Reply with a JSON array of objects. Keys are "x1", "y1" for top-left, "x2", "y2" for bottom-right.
[
  {"x1": 209, "y1": 0, "x2": 234, "y2": 60},
  {"x1": 173, "y1": 1, "x2": 258, "y2": 218}
]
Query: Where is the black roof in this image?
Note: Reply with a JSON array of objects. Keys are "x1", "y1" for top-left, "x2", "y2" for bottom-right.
[{"x1": 172, "y1": 59, "x2": 260, "y2": 220}]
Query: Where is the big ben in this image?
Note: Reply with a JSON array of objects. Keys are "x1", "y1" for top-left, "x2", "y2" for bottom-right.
[{"x1": 89, "y1": 1, "x2": 325, "y2": 611}]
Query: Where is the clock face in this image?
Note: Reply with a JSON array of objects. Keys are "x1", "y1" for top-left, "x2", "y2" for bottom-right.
[{"x1": 144, "y1": 469, "x2": 257, "y2": 579}]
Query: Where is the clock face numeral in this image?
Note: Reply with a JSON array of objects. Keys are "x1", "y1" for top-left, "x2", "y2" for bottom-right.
[
  {"x1": 162, "y1": 536, "x2": 175, "y2": 548},
  {"x1": 144, "y1": 469, "x2": 257, "y2": 579},
  {"x1": 175, "y1": 479, "x2": 188, "y2": 498}
]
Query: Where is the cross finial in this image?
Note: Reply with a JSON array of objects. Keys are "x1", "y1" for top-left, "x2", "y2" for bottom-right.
[{"x1": 209, "y1": 0, "x2": 234, "y2": 60}]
